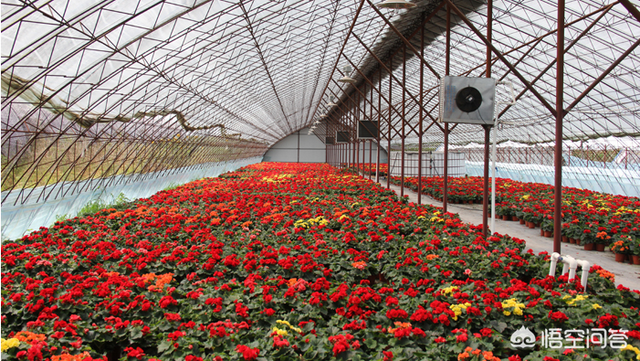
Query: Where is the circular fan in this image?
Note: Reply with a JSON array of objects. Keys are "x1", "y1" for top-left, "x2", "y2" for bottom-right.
[{"x1": 455, "y1": 87, "x2": 483, "y2": 113}]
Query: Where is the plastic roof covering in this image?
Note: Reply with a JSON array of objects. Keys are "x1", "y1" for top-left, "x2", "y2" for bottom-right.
[
  {"x1": 314, "y1": 0, "x2": 640, "y2": 148},
  {"x1": 2, "y1": 0, "x2": 640, "y2": 205},
  {"x1": 1, "y1": 0, "x2": 389, "y2": 203}
]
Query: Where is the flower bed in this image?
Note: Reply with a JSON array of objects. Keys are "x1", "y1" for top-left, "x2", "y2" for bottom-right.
[
  {"x1": 390, "y1": 175, "x2": 640, "y2": 252},
  {"x1": 356, "y1": 163, "x2": 388, "y2": 176},
  {"x1": 2, "y1": 163, "x2": 639, "y2": 361}
]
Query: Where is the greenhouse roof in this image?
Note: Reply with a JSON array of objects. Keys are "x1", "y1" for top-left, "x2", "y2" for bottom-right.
[{"x1": 2, "y1": 0, "x2": 640, "y2": 203}]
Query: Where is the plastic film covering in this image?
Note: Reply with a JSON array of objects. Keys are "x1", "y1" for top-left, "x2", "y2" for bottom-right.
[
  {"x1": 2, "y1": 0, "x2": 640, "y2": 230},
  {"x1": 311, "y1": 0, "x2": 639, "y2": 197}
]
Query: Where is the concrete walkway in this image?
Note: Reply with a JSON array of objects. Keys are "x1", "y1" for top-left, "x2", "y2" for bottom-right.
[{"x1": 378, "y1": 180, "x2": 640, "y2": 290}]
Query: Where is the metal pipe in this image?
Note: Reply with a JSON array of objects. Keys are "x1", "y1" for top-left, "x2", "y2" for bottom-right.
[
  {"x1": 377, "y1": 67, "x2": 382, "y2": 184},
  {"x1": 418, "y1": 13, "x2": 424, "y2": 205},
  {"x1": 482, "y1": 125, "x2": 491, "y2": 238},
  {"x1": 387, "y1": 54, "x2": 392, "y2": 189},
  {"x1": 401, "y1": 44, "x2": 406, "y2": 198},
  {"x1": 554, "y1": 0, "x2": 565, "y2": 254}
]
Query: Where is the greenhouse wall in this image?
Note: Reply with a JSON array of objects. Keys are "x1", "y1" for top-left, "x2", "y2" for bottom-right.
[
  {"x1": 1, "y1": 156, "x2": 262, "y2": 241},
  {"x1": 388, "y1": 151, "x2": 466, "y2": 177},
  {"x1": 466, "y1": 162, "x2": 640, "y2": 197},
  {"x1": 263, "y1": 127, "x2": 326, "y2": 163}
]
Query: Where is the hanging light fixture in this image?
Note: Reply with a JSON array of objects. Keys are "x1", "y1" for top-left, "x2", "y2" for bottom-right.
[
  {"x1": 376, "y1": 0, "x2": 416, "y2": 9},
  {"x1": 338, "y1": 66, "x2": 356, "y2": 83},
  {"x1": 327, "y1": 95, "x2": 338, "y2": 107}
]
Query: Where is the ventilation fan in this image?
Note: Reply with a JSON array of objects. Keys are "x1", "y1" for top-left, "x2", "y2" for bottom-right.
[
  {"x1": 336, "y1": 131, "x2": 350, "y2": 143},
  {"x1": 439, "y1": 76, "x2": 495, "y2": 125},
  {"x1": 358, "y1": 120, "x2": 378, "y2": 139}
]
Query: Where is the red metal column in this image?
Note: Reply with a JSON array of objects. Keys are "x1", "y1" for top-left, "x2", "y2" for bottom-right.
[
  {"x1": 376, "y1": 67, "x2": 382, "y2": 184},
  {"x1": 418, "y1": 15, "x2": 424, "y2": 205},
  {"x1": 401, "y1": 44, "x2": 406, "y2": 198},
  {"x1": 387, "y1": 54, "x2": 392, "y2": 189},
  {"x1": 443, "y1": 3, "x2": 451, "y2": 213},
  {"x1": 553, "y1": 0, "x2": 565, "y2": 254},
  {"x1": 356, "y1": 90, "x2": 360, "y2": 172},
  {"x1": 369, "y1": 83, "x2": 373, "y2": 180},
  {"x1": 482, "y1": 0, "x2": 493, "y2": 238},
  {"x1": 482, "y1": 126, "x2": 491, "y2": 238}
]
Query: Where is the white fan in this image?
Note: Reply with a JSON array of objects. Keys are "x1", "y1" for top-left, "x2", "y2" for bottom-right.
[{"x1": 439, "y1": 76, "x2": 495, "y2": 125}]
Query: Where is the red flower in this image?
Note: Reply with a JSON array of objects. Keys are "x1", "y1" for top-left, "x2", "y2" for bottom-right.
[
  {"x1": 124, "y1": 347, "x2": 145, "y2": 360},
  {"x1": 548, "y1": 311, "x2": 568, "y2": 323},
  {"x1": 273, "y1": 336, "x2": 290, "y2": 348},
  {"x1": 165, "y1": 313, "x2": 181, "y2": 322},
  {"x1": 434, "y1": 336, "x2": 446, "y2": 343},
  {"x1": 386, "y1": 309, "x2": 408, "y2": 319},
  {"x1": 383, "y1": 351, "x2": 393, "y2": 361},
  {"x1": 456, "y1": 333, "x2": 468, "y2": 343},
  {"x1": 236, "y1": 344, "x2": 259, "y2": 361}
]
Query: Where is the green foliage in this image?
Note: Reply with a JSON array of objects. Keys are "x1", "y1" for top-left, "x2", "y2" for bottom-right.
[{"x1": 53, "y1": 192, "x2": 130, "y2": 224}]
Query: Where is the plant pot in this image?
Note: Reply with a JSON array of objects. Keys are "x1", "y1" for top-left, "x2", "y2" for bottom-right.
[
  {"x1": 575, "y1": 239, "x2": 580, "y2": 245},
  {"x1": 632, "y1": 255, "x2": 640, "y2": 265},
  {"x1": 519, "y1": 219, "x2": 525, "y2": 225},
  {"x1": 512, "y1": 216, "x2": 519, "y2": 222},
  {"x1": 595, "y1": 243, "x2": 606, "y2": 252},
  {"x1": 503, "y1": 215, "x2": 509, "y2": 221},
  {"x1": 584, "y1": 243, "x2": 594, "y2": 251},
  {"x1": 615, "y1": 253, "x2": 627, "y2": 263},
  {"x1": 544, "y1": 231, "x2": 553, "y2": 238},
  {"x1": 570, "y1": 238, "x2": 576, "y2": 244},
  {"x1": 540, "y1": 229, "x2": 544, "y2": 236},
  {"x1": 562, "y1": 236, "x2": 568, "y2": 243},
  {"x1": 526, "y1": 222, "x2": 534, "y2": 228}
]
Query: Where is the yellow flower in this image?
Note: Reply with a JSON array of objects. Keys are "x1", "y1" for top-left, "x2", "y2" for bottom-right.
[
  {"x1": 592, "y1": 303, "x2": 602, "y2": 310},
  {"x1": 622, "y1": 344, "x2": 640, "y2": 359},
  {"x1": 276, "y1": 320, "x2": 301, "y2": 333},
  {"x1": 441, "y1": 286, "x2": 458, "y2": 295},
  {"x1": 449, "y1": 303, "x2": 472, "y2": 320},
  {"x1": 501, "y1": 298, "x2": 525, "y2": 317},
  {"x1": 272, "y1": 327, "x2": 288, "y2": 337},
  {"x1": 566, "y1": 295, "x2": 588, "y2": 306},
  {"x1": 513, "y1": 307, "x2": 523, "y2": 316},
  {"x1": 1, "y1": 338, "x2": 20, "y2": 351}
]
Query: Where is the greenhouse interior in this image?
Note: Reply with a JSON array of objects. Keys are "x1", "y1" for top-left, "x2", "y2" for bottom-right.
[{"x1": 2, "y1": 0, "x2": 640, "y2": 360}]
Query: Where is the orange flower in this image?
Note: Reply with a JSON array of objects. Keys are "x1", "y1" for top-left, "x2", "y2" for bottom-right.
[
  {"x1": 52, "y1": 352, "x2": 92, "y2": 361},
  {"x1": 596, "y1": 269, "x2": 615, "y2": 282},
  {"x1": 148, "y1": 273, "x2": 174, "y2": 292},
  {"x1": 596, "y1": 231, "x2": 610, "y2": 240},
  {"x1": 482, "y1": 351, "x2": 500, "y2": 361},
  {"x1": 15, "y1": 331, "x2": 46, "y2": 344},
  {"x1": 352, "y1": 261, "x2": 367, "y2": 270},
  {"x1": 426, "y1": 254, "x2": 439, "y2": 261},
  {"x1": 387, "y1": 321, "x2": 412, "y2": 333}
]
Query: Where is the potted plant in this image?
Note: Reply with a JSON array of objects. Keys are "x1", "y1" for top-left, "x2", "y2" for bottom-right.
[
  {"x1": 540, "y1": 216, "x2": 554, "y2": 238},
  {"x1": 594, "y1": 231, "x2": 611, "y2": 252},
  {"x1": 610, "y1": 236, "x2": 632, "y2": 262},
  {"x1": 580, "y1": 228, "x2": 596, "y2": 251},
  {"x1": 624, "y1": 235, "x2": 640, "y2": 265}
]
